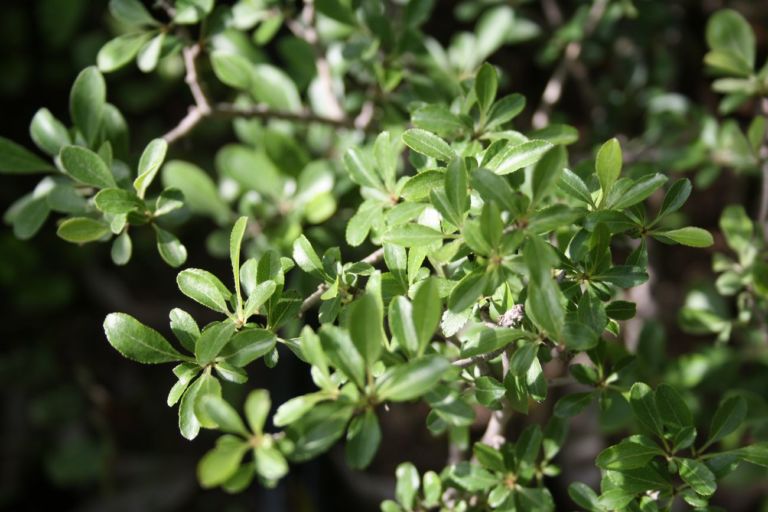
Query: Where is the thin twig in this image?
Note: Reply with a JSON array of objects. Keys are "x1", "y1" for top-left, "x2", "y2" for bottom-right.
[
  {"x1": 298, "y1": 248, "x2": 385, "y2": 315},
  {"x1": 452, "y1": 346, "x2": 508, "y2": 369},
  {"x1": 532, "y1": 0, "x2": 608, "y2": 129},
  {"x1": 286, "y1": 0, "x2": 346, "y2": 121}
]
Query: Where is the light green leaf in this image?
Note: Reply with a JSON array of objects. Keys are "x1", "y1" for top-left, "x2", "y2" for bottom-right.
[
  {"x1": 134, "y1": 138, "x2": 168, "y2": 198},
  {"x1": 382, "y1": 224, "x2": 444, "y2": 247},
  {"x1": 177, "y1": 268, "x2": 231, "y2": 314},
  {"x1": 654, "y1": 227, "x2": 713, "y2": 247},
  {"x1": 104, "y1": 312, "x2": 185, "y2": 364},
  {"x1": 402, "y1": 129, "x2": 454, "y2": 161},
  {"x1": 596, "y1": 138, "x2": 621, "y2": 194},
  {"x1": 251, "y1": 64, "x2": 301, "y2": 112},
  {"x1": 412, "y1": 278, "x2": 440, "y2": 355},
  {"x1": 0, "y1": 136, "x2": 53, "y2": 174},
  {"x1": 94, "y1": 188, "x2": 143, "y2": 214},
  {"x1": 292, "y1": 234, "x2": 325, "y2": 278},
  {"x1": 197, "y1": 435, "x2": 248, "y2": 488},
  {"x1": 137, "y1": 32, "x2": 165, "y2": 72},
  {"x1": 195, "y1": 321, "x2": 237, "y2": 365},
  {"x1": 706, "y1": 9, "x2": 755, "y2": 70},
  {"x1": 111, "y1": 231, "x2": 132, "y2": 265},
  {"x1": 70, "y1": 67, "x2": 105, "y2": 146},
  {"x1": 448, "y1": 270, "x2": 488, "y2": 313},
  {"x1": 376, "y1": 355, "x2": 451, "y2": 402},
  {"x1": 60, "y1": 146, "x2": 116, "y2": 188},
  {"x1": 230, "y1": 216, "x2": 248, "y2": 311},
  {"x1": 596, "y1": 440, "x2": 663, "y2": 470},
  {"x1": 348, "y1": 293, "x2": 385, "y2": 366},
  {"x1": 488, "y1": 140, "x2": 552, "y2": 175},
  {"x1": 174, "y1": 0, "x2": 214, "y2": 24},
  {"x1": 344, "y1": 147, "x2": 382, "y2": 189},
  {"x1": 97, "y1": 33, "x2": 151, "y2": 73},
  {"x1": 57, "y1": 217, "x2": 110, "y2": 243},
  {"x1": 679, "y1": 458, "x2": 717, "y2": 497},
  {"x1": 155, "y1": 225, "x2": 187, "y2": 268},
  {"x1": 162, "y1": 160, "x2": 230, "y2": 224},
  {"x1": 200, "y1": 395, "x2": 248, "y2": 436},
  {"x1": 475, "y1": 63, "x2": 497, "y2": 114},
  {"x1": 29, "y1": 108, "x2": 70, "y2": 156},
  {"x1": 319, "y1": 325, "x2": 365, "y2": 389}
]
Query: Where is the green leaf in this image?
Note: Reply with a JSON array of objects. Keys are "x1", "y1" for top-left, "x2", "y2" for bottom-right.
[
  {"x1": 402, "y1": 129, "x2": 454, "y2": 161},
  {"x1": 559, "y1": 168, "x2": 595, "y2": 205},
  {"x1": 346, "y1": 201, "x2": 379, "y2": 247},
  {"x1": 242, "y1": 281, "x2": 277, "y2": 319},
  {"x1": 412, "y1": 105, "x2": 466, "y2": 138},
  {"x1": 0, "y1": 136, "x2": 53, "y2": 175},
  {"x1": 254, "y1": 444, "x2": 288, "y2": 482},
  {"x1": 174, "y1": 0, "x2": 214, "y2": 24},
  {"x1": 195, "y1": 321, "x2": 237, "y2": 365},
  {"x1": 29, "y1": 108, "x2": 70, "y2": 156},
  {"x1": 220, "y1": 328, "x2": 276, "y2": 367},
  {"x1": 199, "y1": 395, "x2": 248, "y2": 436},
  {"x1": 389, "y1": 296, "x2": 418, "y2": 356},
  {"x1": 60, "y1": 146, "x2": 116, "y2": 189},
  {"x1": 155, "y1": 226, "x2": 187, "y2": 268},
  {"x1": 109, "y1": 0, "x2": 159, "y2": 27},
  {"x1": 346, "y1": 409, "x2": 381, "y2": 469},
  {"x1": 395, "y1": 462, "x2": 420, "y2": 509},
  {"x1": 608, "y1": 173, "x2": 668, "y2": 210},
  {"x1": 474, "y1": 376, "x2": 506, "y2": 406},
  {"x1": 230, "y1": 216, "x2": 248, "y2": 312},
  {"x1": 177, "y1": 268, "x2": 231, "y2": 314},
  {"x1": 97, "y1": 33, "x2": 151, "y2": 73},
  {"x1": 169, "y1": 308, "x2": 199, "y2": 353},
  {"x1": 657, "y1": 178, "x2": 692, "y2": 220},
  {"x1": 719, "y1": 205, "x2": 753, "y2": 254},
  {"x1": 487, "y1": 140, "x2": 553, "y2": 175},
  {"x1": 471, "y1": 168, "x2": 518, "y2": 213},
  {"x1": 679, "y1": 458, "x2": 717, "y2": 497},
  {"x1": 179, "y1": 373, "x2": 221, "y2": 439},
  {"x1": 344, "y1": 147, "x2": 382, "y2": 189},
  {"x1": 210, "y1": 52, "x2": 253, "y2": 90},
  {"x1": 103, "y1": 312, "x2": 185, "y2": 364},
  {"x1": 383, "y1": 224, "x2": 443, "y2": 247},
  {"x1": 629, "y1": 382, "x2": 664, "y2": 436},
  {"x1": 736, "y1": 442, "x2": 768, "y2": 468},
  {"x1": 448, "y1": 270, "x2": 489, "y2": 313},
  {"x1": 94, "y1": 188, "x2": 143, "y2": 214},
  {"x1": 531, "y1": 146, "x2": 565, "y2": 204},
  {"x1": 319, "y1": 325, "x2": 365, "y2": 389},
  {"x1": 596, "y1": 440, "x2": 663, "y2": 470},
  {"x1": 244, "y1": 389, "x2": 271, "y2": 434},
  {"x1": 412, "y1": 278, "x2": 440, "y2": 355},
  {"x1": 475, "y1": 63, "x2": 497, "y2": 114},
  {"x1": 70, "y1": 67, "x2": 105, "y2": 146},
  {"x1": 197, "y1": 435, "x2": 248, "y2": 488},
  {"x1": 707, "y1": 395, "x2": 747, "y2": 446},
  {"x1": 706, "y1": 9, "x2": 755, "y2": 70},
  {"x1": 654, "y1": 227, "x2": 713, "y2": 247},
  {"x1": 273, "y1": 392, "x2": 328, "y2": 427},
  {"x1": 134, "y1": 138, "x2": 168, "y2": 198},
  {"x1": 655, "y1": 384, "x2": 693, "y2": 429},
  {"x1": 376, "y1": 355, "x2": 451, "y2": 402},
  {"x1": 137, "y1": 32, "x2": 164, "y2": 73},
  {"x1": 554, "y1": 392, "x2": 593, "y2": 418},
  {"x1": 57, "y1": 217, "x2": 110, "y2": 243},
  {"x1": 568, "y1": 483, "x2": 601, "y2": 512},
  {"x1": 251, "y1": 64, "x2": 301, "y2": 112},
  {"x1": 162, "y1": 160, "x2": 230, "y2": 224},
  {"x1": 111, "y1": 231, "x2": 132, "y2": 265},
  {"x1": 292, "y1": 234, "x2": 325, "y2": 279},
  {"x1": 486, "y1": 94, "x2": 525, "y2": 129},
  {"x1": 596, "y1": 138, "x2": 622, "y2": 194},
  {"x1": 348, "y1": 293, "x2": 385, "y2": 366}
]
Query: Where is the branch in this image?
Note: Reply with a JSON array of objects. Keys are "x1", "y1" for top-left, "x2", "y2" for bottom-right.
[
  {"x1": 299, "y1": 248, "x2": 385, "y2": 315},
  {"x1": 758, "y1": 98, "x2": 768, "y2": 240},
  {"x1": 162, "y1": 42, "x2": 372, "y2": 144},
  {"x1": 532, "y1": 0, "x2": 608, "y2": 129}
]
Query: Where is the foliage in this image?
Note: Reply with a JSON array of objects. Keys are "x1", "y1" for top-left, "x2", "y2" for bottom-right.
[{"x1": 1, "y1": 1, "x2": 767, "y2": 510}]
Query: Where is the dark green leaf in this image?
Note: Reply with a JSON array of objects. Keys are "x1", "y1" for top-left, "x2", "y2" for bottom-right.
[
  {"x1": 104, "y1": 312, "x2": 185, "y2": 364},
  {"x1": 60, "y1": 146, "x2": 116, "y2": 188}
]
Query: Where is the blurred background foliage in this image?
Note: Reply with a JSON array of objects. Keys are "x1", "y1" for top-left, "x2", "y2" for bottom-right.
[{"x1": 1, "y1": 0, "x2": 767, "y2": 510}]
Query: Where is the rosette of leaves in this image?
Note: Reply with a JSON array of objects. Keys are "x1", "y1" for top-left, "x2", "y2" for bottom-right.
[{"x1": 0, "y1": 67, "x2": 188, "y2": 267}]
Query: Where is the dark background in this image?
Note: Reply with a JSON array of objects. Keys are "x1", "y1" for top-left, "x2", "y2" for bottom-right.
[{"x1": 1, "y1": 0, "x2": 766, "y2": 510}]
